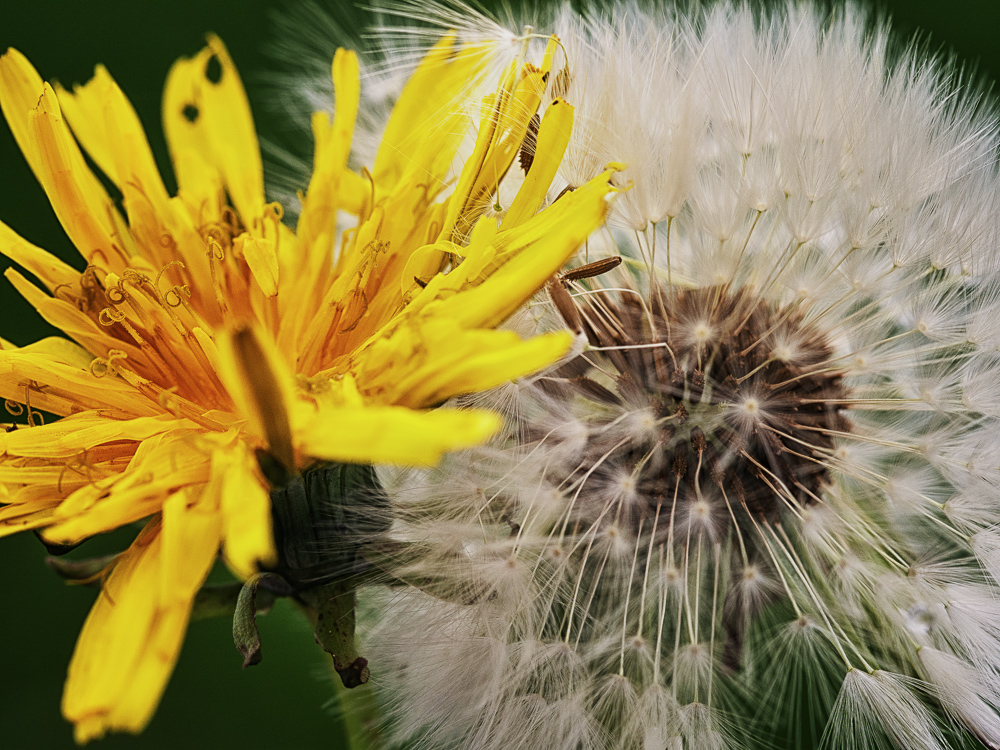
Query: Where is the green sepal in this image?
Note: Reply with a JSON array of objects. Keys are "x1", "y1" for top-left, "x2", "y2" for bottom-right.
[
  {"x1": 232, "y1": 573, "x2": 281, "y2": 668},
  {"x1": 268, "y1": 462, "x2": 390, "y2": 590},
  {"x1": 45, "y1": 554, "x2": 116, "y2": 585},
  {"x1": 301, "y1": 579, "x2": 369, "y2": 688},
  {"x1": 34, "y1": 531, "x2": 83, "y2": 556}
]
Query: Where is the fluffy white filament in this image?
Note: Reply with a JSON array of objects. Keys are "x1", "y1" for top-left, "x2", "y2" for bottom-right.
[{"x1": 281, "y1": 2, "x2": 1000, "y2": 748}]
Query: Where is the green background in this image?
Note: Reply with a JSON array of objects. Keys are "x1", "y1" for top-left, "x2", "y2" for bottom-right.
[{"x1": 0, "y1": 1, "x2": 998, "y2": 748}]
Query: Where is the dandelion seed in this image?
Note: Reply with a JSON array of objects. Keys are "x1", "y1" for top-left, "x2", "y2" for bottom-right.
[{"x1": 365, "y1": 3, "x2": 1000, "y2": 748}]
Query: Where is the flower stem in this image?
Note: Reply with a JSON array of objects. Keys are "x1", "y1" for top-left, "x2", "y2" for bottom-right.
[{"x1": 334, "y1": 677, "x2": 383, "y2": 750}]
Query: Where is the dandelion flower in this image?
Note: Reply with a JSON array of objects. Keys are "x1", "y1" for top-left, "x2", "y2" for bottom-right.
[
  {"x1": 367, "y1": 3, "x2": 1000, "y2": 748},
  {"x1": 0, "y1": 28, "x2": 612, "y2": 742}
]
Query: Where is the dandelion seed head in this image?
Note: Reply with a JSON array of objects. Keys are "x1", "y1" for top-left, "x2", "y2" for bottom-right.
[{"x1": 360, "y1": 2, "x2": 1000, "y2": 748}]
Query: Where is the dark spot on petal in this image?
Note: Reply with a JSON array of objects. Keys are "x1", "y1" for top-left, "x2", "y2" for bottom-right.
[
  {"x1": 205, "y1": 54, "x2": 223, "y2": 84},
  {"x1": 182, "y1": 104, "x2": 199, "y2": 123}
]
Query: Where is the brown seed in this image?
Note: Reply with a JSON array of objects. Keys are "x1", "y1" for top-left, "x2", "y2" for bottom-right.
[
  {"x1": 547, "y1": 278, "x2": 582, "y2": 333},
  {"x1": 561, "y1": 256, "x2": 623, "y2": 282},
  {"x1": 519, "y1": 113, "x2": 541, "y2": 174}
]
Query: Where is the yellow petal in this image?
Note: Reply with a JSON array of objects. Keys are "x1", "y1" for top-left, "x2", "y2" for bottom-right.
[
  {"x1": 9, "y1": 335, "x2": 93, "y2": 367},
  {"x1": 0, "y1": 219, "x2": 80, "y2": 292},
  {"x1": 207, "y1": 443, "x2": 275, "y2": 580},
  {"x1": 55, "y1": 65, "x2": 170, "y2": 215},
  {"x1": 375, "y1": 329, "x2": 573, "y2": 407},
  {"x1": 0, "y1": 333, "x2": 156, "y2": 418},
  {"x1": 0, "y1": 50, "x2": 122, "y2": 268},
  {"x1": 63, "y1": 495, "x2": 219, "y2": 742},
  {"x1": 501, "y1": 99, "x2": 574, "y2": 229},
  {"x1": 296, "y1": 404, "x2": 499, "y2": 466},
  {"x1": 296, "y1": 48, "x2": 360, "y2": 253},
  {"x1": 162, "y1": 35, "x2": 263, "y2": 225},
  {"x1": 236, "y1": 233, "x2": 279, "y2": 298},
  {"x1": 0, "y1": 498, "x2": 56, "y2": 536},
  {"x1": 4, "y1": 268, "x2": 127, "y2": 358},
  {"x1": 0, "y1": 413, "x2": 188, "y2": 459},
  {"x1": 373, "y1": 34, "x2": 489, "y2": 191},
  {"x1": 158, "y1": 486, "x2": 222, "y2": 604},
  {"x1": 430, "y1": 168, "x2": 616, "y2": 329},
  {"x1": 439, "y1": 47, "x2": 553, "y2": 242},
  {"x1": 44, "y1": 433, "x2": 212, "y2": 545},
  {"x1": 214, "y1": 326, "x2": 295, "y2": 471}
]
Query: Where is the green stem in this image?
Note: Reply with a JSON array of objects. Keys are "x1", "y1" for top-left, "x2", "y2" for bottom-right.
[
  {"x1": 296, "y1": 581, "x2": 383, "y2": 749},
  {"x1": 334, "y1": 676, "x2": 383, "y2": 750}
]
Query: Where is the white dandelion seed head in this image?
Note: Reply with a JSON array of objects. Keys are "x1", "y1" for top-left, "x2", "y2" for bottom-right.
[{"x1": 349, "y1": 1, "x2": 1000, "y2": 748}]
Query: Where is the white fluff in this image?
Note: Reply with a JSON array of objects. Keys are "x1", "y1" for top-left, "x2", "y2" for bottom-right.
[{"x1": 279, "y1": 2, "x2": 1000, "y2": 748}]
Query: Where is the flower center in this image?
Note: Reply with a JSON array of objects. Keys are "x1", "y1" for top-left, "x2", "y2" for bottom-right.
[{"x1": 553, "y1": 283, "x2": 849, "y2": 536}]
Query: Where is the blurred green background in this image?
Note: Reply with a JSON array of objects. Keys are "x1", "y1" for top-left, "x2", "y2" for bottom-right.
[{"x1": 0, "y1": 0, "x2": 998, "y2": 748}]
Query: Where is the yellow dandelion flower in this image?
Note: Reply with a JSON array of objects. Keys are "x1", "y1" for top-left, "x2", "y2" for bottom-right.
[{"x1": 0, "y1": 31, "x2": 613, "y2": 743}]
